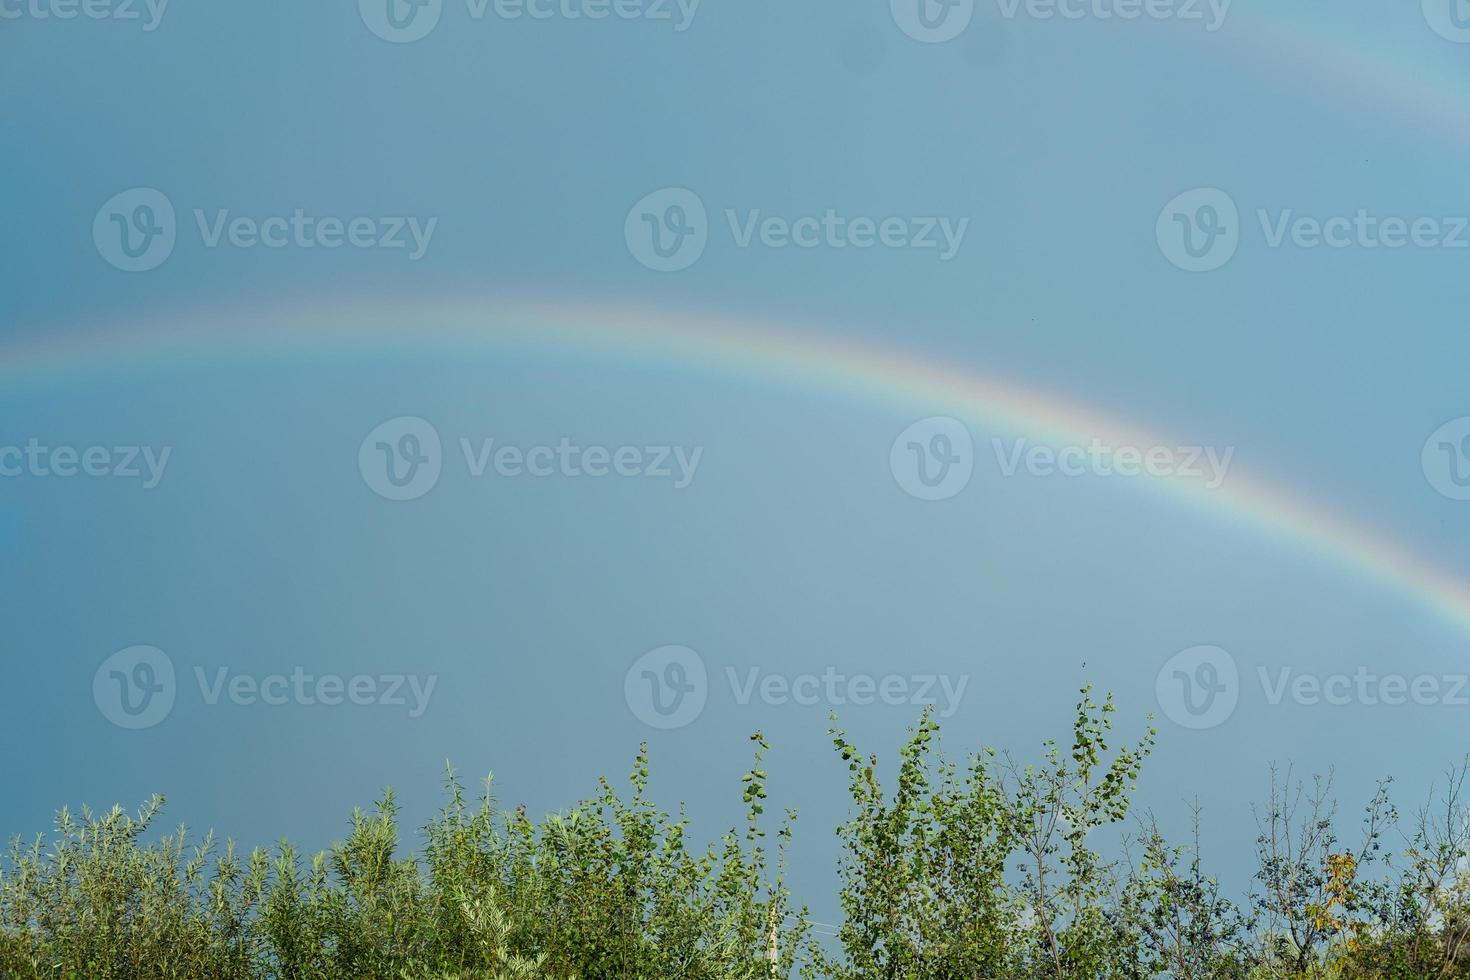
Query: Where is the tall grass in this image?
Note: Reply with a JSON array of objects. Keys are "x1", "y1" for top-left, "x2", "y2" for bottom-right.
[{"x1": 6, "y1": 689, "x2": 1470, "y2": 978}]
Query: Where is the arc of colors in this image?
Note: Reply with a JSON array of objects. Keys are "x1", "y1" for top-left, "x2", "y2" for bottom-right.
[
  {"x1": 3, "y1": 294, "x2": 1468, "y2": 637},
  {"x1": 1225, "y1": 8, "x2": 1470, "y2": 147}
]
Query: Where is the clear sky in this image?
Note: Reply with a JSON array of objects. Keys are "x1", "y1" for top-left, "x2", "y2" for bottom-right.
[{"x1": 5, "y1": 0, "x2": 1470, "y2": 923}]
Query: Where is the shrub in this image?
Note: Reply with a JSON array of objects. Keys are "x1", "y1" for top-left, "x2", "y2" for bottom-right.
[
  {"x1": 0, "y1": 736, "x2": 806, "y2": 980},
  {"x1": 8, "y1": 689, "x2": 1470, "y2": 979}
]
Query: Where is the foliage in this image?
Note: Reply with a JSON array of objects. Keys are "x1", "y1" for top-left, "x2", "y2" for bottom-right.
[
  {"x1": 0, "y1": 736, "x2": 805, "y2": 980},
  {"x1": 6, "y1": 689, "x2": 1470, "y2": 979}
]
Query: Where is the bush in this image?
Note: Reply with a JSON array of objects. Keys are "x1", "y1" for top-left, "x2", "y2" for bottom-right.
[
  {"x1": 8, "y1": 689, "x2": 1470, "y2": 979},
  {"x1": 0, "y1": 737, "x2": 805, "y2": 980}
]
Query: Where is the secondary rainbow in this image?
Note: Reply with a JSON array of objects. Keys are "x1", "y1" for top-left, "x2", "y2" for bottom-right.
[{"x1": 1198, "y1": 5, "x2": 1470, "y2": 150}]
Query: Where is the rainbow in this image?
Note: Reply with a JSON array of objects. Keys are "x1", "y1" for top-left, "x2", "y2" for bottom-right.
[
  {"x1": 1221, "y1": 10, "x2": 1470, "y2": 148},
  {"x1": 2, "y1": 294, "x2": 1467, "y2": 637}
]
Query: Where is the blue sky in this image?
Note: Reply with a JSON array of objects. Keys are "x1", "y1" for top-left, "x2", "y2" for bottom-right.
[{"x1": 5, "y1": 0, "x2": 1470, "y2": 921}]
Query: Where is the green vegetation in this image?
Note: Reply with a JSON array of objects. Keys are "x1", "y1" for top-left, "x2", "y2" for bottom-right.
[{"x1": 5, "y1": 687, "x2": 1470, "y2": 978}]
